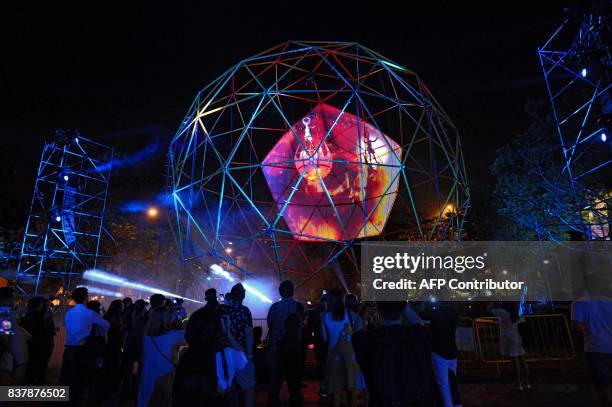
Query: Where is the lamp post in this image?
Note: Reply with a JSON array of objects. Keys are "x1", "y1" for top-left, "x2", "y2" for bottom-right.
[{"x1": 146, "y1": 207, "x2": 159, "y2": 219}]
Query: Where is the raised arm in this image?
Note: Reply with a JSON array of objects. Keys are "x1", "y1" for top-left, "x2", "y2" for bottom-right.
[{"x1": 403, "y1": 304, "x2": 424, "y2": 326}]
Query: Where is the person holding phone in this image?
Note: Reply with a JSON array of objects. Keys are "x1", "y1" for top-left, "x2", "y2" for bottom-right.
[{"x1": 0, "y1": 287, "x2": 31, "y2": 385}]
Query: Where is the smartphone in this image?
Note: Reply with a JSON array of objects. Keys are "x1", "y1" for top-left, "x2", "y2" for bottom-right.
[{"x1": 0, "y1": 307, "x2": 16, "y2": 336}]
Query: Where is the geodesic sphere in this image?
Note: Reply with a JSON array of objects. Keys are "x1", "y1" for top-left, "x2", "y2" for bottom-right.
[{"x1": 169, "y1": 41, "x2": 469, "y2": 293}]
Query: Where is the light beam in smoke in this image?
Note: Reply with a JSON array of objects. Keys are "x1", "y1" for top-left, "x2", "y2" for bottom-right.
[
  {"x1": 80, "y1": 285, "x2": 123, "y2": 298},
  {"x1": 83, "y1": 269, "x2": 203, "y2": 304},
  {"x1": 210, "y1": 264, "x2": 235, "y2": 282},
  {"x1": 209, "y1": 264, "x2": 272, "y2": 304}
]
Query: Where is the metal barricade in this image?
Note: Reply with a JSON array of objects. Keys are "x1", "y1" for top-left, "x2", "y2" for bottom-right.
[
  {"x1": 474, "y1": 314, "x2": 575, "y2": 363},
  {"x1": 456, "y1": 317, "x2": 479, "y2": 361},
  {"x1": 252, "y1": 318, "x2": 268, "y2": 339}
]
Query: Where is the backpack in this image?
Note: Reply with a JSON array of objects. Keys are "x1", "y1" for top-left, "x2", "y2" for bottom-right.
[
  {"x1": 173, "y1": 350, "x2": 235, "y2": 406},
  {"x1": 279, "y1": 302, "x2": 304, "y2": 353},
  {"x1": 371, "y1": 325, "x2": 433, "y2": 407}
]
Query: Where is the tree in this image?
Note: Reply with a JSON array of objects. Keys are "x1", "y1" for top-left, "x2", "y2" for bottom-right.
[
  {"x1": 491, "y1": 100, "x2": 578, "y2": 240},
  {"x1": 98, "y1": 212, "x2": 184, "y2": 294}
]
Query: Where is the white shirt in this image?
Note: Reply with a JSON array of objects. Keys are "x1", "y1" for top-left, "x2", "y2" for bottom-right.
[
  {"x1": 572, "y1": 300, "x2": 612, "y2": 353},
  {"x1": 64, "y1": 304, "x2": 110, "y2": 346}
]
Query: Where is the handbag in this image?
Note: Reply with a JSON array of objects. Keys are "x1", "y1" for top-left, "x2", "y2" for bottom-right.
[{"x1": 84, "y1": 326, "x2": 106, "y2": 369}]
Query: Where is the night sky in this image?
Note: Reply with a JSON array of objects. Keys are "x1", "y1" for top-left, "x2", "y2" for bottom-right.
[{"x1": 1, "y1": 1, "x2": 564, "y2": 227}]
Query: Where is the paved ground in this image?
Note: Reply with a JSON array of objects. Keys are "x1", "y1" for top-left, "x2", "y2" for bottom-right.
[
  {"x1": 252, "y1": 381, "x2": 601, "y2": 407},
  {"x1": 459, "y1": 382, "x2": 599, "y2": 407},
  {"x1": 253, "y1": 358, "x2": 600, "y2": 407},
  {"x1": 254, "y1": 380, "x2": 600, "y2": 407}
]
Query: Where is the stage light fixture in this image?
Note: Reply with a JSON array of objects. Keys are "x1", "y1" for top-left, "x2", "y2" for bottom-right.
[
  {"x1": 63, "y1": 175, "x2": 69, "y2": 181},
  {"x1": 55, "y1": 216, "x2": 61, "y2": 222},
  {"x1": 601, "y1": 133, "x2": 607, "y2": 142},
  {"x1": 581, "y1": 68, "x2": 587, "y2": 77}
]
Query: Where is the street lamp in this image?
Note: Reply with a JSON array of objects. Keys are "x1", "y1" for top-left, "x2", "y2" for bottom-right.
[
  {"x1": 146, "y1": 207, "x2": 159, "y2": 219},
  {"x1": 443, "y1": 203, "x2": 454, "y2": 216}
]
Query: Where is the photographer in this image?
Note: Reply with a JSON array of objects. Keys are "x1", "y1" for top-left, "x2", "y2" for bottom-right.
[
  {"x1": 0, "y1": 287, "x2": 30, "y2": 385},
  {"x1": 20, "y1": 296, "x2": 56, "y2": 384},
  {"x1": 171, "y1": 298, "x2": 187, "y2": 326}
]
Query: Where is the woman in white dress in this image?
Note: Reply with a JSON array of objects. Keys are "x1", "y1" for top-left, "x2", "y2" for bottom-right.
[
  {"x1": 489, "y1": 302, "x2": 530, "y2": 390},
  {"x1": 321, "y1": 290, "x2": 363, "y2": 407}
]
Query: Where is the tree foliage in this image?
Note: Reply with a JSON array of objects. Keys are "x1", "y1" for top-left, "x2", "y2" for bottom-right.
[
  {"x1": 491, "y1": 100, "x2": 577, "y2": 240},
  {"x1": 98, "y1": 213, "x2": 182, "y2": 292}
]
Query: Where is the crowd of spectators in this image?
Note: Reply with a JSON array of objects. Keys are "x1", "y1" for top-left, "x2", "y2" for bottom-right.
[{"x1": 0, "y1": 279, "x2": 610, "y2": 407}]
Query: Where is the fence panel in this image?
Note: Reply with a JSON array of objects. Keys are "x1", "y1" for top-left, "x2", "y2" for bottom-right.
[{"x1": 474, "y1": 314, "x2": 574, "y2": 363}]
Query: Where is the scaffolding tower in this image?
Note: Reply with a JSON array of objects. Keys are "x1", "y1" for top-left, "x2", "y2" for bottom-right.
[
  {"x1": 17, "y1": 130, "x2": 113, "y2": 295},
  {"x1": 538, "y1": 2, "x2": 611, "y2": 239}
]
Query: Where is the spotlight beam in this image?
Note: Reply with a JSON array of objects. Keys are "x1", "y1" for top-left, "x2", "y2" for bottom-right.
[
  {"x1": 83, "y1": 269, "x2": 203, "y2": 304},
  {"x1": 210, "y1": 264, "x2": 272, "y2": 303},
  {"x1": 243, "y1": 282, "x2": 273, "y2": 304},
  {"x1": 80, "y1": 285, "x2": 123, "y2": 298}
]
